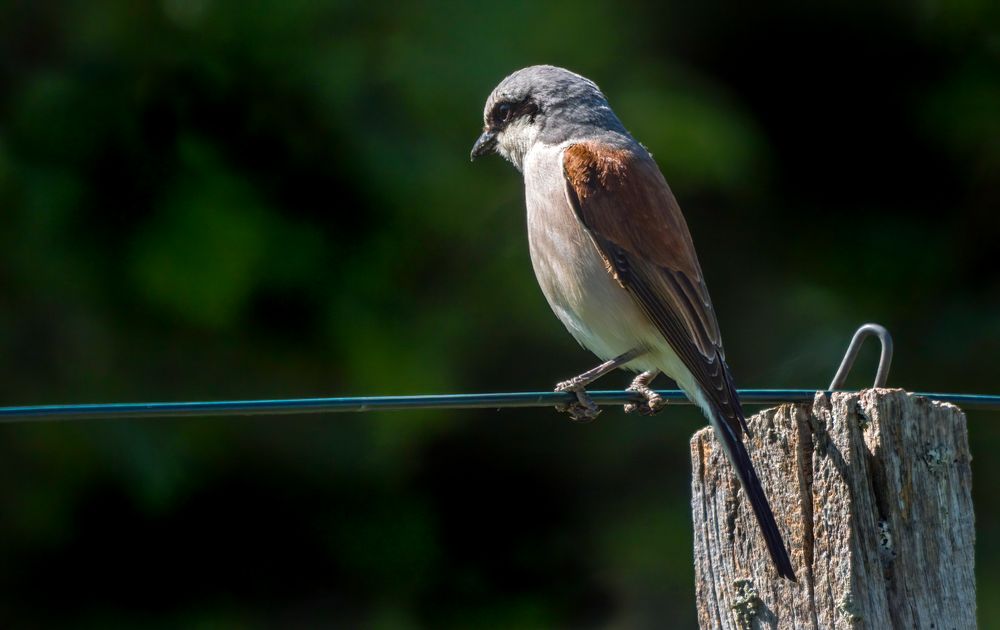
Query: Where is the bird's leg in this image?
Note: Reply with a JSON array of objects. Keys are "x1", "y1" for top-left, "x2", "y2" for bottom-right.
[
  {"x1": 624, "y1": 370, "x2": 666, "y2": 415},
  {"x1": 555, "y1": 347, "x2": 645, "y2": 422}
]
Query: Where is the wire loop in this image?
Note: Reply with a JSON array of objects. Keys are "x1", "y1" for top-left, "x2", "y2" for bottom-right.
[{"x1": 828, "y1": 323, "x2": 894, "y2": 390}]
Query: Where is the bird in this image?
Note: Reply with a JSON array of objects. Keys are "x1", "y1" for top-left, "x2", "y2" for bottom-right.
[{"x1": 470, "y1": 65, "x2": 796, "y2": 581}]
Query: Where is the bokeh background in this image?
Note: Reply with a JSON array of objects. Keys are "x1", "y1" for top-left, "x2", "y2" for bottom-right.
[{"x1": 2, "y1": 1, "x2": 999, "y2": 627}]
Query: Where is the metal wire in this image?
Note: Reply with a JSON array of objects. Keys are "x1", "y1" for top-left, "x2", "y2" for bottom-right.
[
  {"x1": 1, "y1": 389, "x2": 999, "y2": 423},
  {"x1": 1, "y1": 324, "x2": 995, "y2": 423}
]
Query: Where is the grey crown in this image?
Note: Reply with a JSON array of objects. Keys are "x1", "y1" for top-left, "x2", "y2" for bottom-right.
[{"x1": 482, "y1": 65, "x2": 630, "y2": 146}]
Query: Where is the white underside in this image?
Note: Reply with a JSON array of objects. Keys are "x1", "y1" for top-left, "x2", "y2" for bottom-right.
[{"x1": 522, "y1": 140, "x2": 709, "y2": 414}]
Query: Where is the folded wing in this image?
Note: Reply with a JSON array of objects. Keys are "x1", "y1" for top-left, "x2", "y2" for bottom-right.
[
  {"x1": 562, "y1": 142, "x2": 746, "y2": 436},
  {"x1": 562, "y1": 142, "x2": 796, "y2": 580}
]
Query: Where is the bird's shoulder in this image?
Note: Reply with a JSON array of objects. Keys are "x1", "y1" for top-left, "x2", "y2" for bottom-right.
[
  {"x1": 561, "y1": 140, "x2": 699, "y2": 279},
  {"x1": 562, "y1": 140, "x2": 640, "y2": 198}
]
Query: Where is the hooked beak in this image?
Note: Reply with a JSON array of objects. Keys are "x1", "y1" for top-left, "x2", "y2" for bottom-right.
[{"x1": 470, "y1": 130, "x2": 498, "y2": 161}]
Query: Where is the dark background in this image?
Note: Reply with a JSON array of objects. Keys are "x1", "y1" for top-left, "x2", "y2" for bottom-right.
[{"x1": 2, "y1": 1, "x2": 999, "y2": 627}]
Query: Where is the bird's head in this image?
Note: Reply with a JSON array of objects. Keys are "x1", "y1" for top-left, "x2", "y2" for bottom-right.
[{"x1": 470, "y1": 65, "x2": 627, "y2": 171}]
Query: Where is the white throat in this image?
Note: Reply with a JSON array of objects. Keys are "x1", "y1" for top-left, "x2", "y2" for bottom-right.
[{"x1": 496, "y1": 117, "x2": 540, "y2": 172}]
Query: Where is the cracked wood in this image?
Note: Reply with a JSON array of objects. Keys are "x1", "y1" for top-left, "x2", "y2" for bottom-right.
[{"x1": 691, "y1": 389, "x2": 975, "y2": 629}]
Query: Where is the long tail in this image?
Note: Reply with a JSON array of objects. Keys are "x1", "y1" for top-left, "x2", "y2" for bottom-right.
[{"x1": 707, "y1": 410, "x2": 797, "y2": 581}]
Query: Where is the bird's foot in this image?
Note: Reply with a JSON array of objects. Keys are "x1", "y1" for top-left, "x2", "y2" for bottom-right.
[
  {"x1": 624, "y1": 371, "x2": 666, "y2": 416},
  {"x1": 555, "y1": 378, "x2": 601, "y2": 423}
]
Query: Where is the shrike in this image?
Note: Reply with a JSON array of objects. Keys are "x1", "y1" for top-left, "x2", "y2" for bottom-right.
[{"x1": 471, "y1": 65, "x2": 795, "y2": 580}]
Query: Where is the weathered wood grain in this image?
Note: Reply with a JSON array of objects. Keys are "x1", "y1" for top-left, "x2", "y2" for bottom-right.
[{"x1": 691, "y1": 389, "x2": 975, "y2": 629}]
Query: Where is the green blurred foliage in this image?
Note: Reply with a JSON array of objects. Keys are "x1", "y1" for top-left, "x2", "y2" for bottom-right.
[{"x1": 1, "y1": 0, "x2": 999, "y2": 627}]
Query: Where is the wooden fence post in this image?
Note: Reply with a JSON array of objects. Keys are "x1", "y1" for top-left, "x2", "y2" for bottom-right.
[{"x1": 691, "y1": 388, "x2": 975, "y2": 629}]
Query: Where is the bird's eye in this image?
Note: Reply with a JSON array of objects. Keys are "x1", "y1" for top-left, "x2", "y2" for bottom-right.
[{"x1": 495, "y1": 102, "x2": 513, "y2": 125}]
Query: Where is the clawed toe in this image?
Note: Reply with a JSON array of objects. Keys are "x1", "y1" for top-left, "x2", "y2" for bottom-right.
[
  {"x1": 560, "y1": 400, "x2": 601, "y2": 422},
  {"x1": 554, "y1": 382, "x2": 601, "y2": 422},
  {"x1": 624, "y1": 392, "x2": 666, "y2": 416},
  {"x1": 624, "y1": 370, "x2": 665, "y2": 416}
]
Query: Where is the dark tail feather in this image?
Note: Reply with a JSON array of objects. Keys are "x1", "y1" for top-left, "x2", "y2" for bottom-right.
[{"x1": 710, "y1": 412, "x2": 797, "y2": 581}]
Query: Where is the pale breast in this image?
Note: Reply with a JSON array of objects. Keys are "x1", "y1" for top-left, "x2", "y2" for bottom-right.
[{"x1": 521, "y1": 142, "x2": 667, "y2": 372}]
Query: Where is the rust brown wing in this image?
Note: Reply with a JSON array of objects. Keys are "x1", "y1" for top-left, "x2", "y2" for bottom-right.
[
  {"x1": 562, "y1": 141, "x2": 747, "y2": 436},
  {"x1": 563, "y1": 142, "x2": 797, "y2": 580}
]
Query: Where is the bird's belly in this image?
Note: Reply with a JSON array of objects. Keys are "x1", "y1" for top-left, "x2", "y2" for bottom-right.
[{"x1": 526, "y1": 189, "x2": 666, "y2": 374}]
